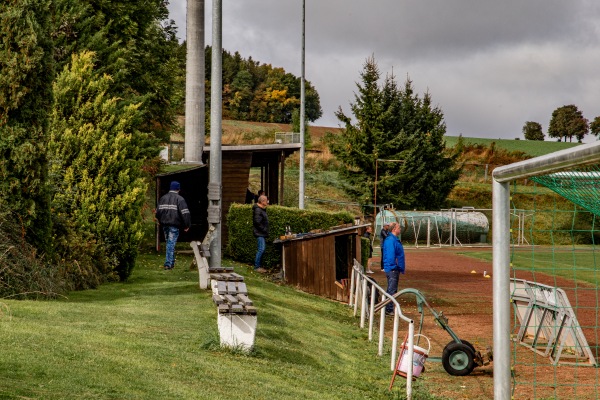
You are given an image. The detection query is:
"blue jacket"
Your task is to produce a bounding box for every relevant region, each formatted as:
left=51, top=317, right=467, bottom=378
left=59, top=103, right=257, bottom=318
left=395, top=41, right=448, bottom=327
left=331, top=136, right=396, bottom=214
left=382, top=234, right=405, bottom=273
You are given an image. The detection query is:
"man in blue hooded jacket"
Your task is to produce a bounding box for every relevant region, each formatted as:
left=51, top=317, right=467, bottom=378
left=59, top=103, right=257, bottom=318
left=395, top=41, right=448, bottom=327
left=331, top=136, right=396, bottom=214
left=382, top=222, right=405, bottom=314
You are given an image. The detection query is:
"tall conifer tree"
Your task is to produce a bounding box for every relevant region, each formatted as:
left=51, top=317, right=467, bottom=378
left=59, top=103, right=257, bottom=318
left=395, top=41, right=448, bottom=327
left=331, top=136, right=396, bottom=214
left=0, top=0, right=54, bottom=253
left=329, top=56, right=460, bottom=210
left=49, top=52, right=147, bottom=281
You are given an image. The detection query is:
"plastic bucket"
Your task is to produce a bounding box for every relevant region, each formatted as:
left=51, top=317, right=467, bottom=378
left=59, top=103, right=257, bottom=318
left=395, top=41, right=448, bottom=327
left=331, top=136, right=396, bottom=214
left=398, top=334, right=430, bottom=379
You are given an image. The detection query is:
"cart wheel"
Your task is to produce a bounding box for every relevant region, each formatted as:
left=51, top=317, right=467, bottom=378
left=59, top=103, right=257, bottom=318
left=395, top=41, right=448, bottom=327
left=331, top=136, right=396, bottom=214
left=459, top=339, right=477, bottom=354
left=442, top=341, right=476, bottom=376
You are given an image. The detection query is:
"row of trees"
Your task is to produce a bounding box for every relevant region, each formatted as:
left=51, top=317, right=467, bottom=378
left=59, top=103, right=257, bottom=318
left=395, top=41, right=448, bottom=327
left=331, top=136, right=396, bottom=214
left=213, top=48, right=322, bottom=124
left=1, top=1, right=324, bottom=296
left=327, top=57, right=461, bottom=210
left=523, top=105, right=600, bottom=142
left=1, top=0, right=184, bottom=295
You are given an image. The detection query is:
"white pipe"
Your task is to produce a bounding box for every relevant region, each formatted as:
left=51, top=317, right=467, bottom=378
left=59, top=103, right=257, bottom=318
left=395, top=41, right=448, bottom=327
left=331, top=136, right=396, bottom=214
left=492, top=179, right=511, bottom=399
left=369, top=286, right=376, bottom=341
left=349, top=268, right=355, bottom=306
left=360, top=278, right=367, bottom=328
left=378, top=309, right=385, bottom=356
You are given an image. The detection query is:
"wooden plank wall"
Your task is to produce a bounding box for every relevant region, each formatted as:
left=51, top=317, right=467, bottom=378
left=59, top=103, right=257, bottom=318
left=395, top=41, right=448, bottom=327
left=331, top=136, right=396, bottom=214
left=221, top=152, right=252, bottom=245
left=283, top=233, right=357, bottom=302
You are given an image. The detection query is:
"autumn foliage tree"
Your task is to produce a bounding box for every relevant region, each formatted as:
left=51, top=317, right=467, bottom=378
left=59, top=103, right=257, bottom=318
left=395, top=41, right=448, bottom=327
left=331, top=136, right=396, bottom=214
left=548, top=105, right=589, bottom=142
left=204, top=47, right=322, bottom=126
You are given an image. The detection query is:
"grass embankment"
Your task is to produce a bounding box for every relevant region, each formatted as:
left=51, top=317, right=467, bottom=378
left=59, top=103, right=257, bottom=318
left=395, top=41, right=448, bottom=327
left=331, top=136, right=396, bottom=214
left=0, top=253, right=442, bottom=400
left=444, top=136, right=581, bottom=157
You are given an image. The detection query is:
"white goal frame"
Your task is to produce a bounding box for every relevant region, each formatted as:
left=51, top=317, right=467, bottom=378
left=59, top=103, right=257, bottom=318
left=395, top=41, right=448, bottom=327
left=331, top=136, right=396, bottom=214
left=492, top=141, right=600, bottom=399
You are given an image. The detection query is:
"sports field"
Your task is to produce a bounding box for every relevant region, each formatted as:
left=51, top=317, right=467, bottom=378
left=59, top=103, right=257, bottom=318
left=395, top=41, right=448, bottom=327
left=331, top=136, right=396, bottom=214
left=368, top=246, right=600, bottom=399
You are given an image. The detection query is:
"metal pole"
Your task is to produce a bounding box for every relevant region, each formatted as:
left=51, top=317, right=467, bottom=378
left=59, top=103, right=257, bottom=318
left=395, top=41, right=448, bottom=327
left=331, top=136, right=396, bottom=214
left=184, top=0, right=205, bottom=162
left=373, top=159, right=378, bottom=222
left=298, top=0, right=306, bottom=209
left=208, top=0, right=222, bottom=268
left=492, top=178, right=511, bottom=399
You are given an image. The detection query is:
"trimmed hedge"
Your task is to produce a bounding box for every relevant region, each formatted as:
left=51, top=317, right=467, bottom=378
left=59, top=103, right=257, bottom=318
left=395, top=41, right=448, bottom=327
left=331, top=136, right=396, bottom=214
left=360, top=237, right=370, bottom=268
left=227, top=204, right=354, bottom=269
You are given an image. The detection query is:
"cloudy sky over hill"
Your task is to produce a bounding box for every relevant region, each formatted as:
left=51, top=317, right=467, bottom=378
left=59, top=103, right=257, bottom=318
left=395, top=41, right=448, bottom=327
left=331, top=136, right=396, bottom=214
left=167, top=0, right=600, bottom=141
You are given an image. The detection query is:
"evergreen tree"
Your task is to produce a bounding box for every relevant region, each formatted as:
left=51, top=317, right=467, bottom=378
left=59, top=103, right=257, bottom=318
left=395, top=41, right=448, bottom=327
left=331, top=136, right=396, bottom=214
left=0, top=0, right=54, bottom=253
left=328, top=56, right=460, bottom=210
left=51, top=0, right=180, bottom=144
left=49, top=52, right=148, bottom=281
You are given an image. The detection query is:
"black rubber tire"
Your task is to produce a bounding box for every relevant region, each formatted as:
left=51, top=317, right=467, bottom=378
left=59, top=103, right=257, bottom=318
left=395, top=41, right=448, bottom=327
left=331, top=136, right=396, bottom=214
left=442, top=341, right=476, bottom=376
left=459, top=339, right=477, bottom=354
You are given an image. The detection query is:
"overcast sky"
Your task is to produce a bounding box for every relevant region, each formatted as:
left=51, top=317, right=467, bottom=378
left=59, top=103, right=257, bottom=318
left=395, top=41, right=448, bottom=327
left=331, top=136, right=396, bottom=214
left=166, top=0, right=600, bottom=141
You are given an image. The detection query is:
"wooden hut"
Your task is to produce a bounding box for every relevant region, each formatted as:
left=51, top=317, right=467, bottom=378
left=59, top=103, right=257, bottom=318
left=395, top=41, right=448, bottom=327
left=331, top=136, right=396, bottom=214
left=155, top=143, right=300, bottom=249
left=276, top=224, right=369, bottom=302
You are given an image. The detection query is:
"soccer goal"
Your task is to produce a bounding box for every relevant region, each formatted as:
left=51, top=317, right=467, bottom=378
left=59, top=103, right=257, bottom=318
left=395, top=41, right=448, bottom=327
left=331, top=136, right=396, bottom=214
left=492, top=141, right=600, bottom=399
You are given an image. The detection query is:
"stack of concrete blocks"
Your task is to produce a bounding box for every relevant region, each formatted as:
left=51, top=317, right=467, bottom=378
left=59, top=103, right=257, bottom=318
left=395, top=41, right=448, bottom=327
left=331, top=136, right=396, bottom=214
left=191, top=241, right=257, bottom=351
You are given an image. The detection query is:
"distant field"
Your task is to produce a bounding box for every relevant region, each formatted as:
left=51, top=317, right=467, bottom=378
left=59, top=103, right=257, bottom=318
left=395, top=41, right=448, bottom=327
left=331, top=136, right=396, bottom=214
left=174, top=118, right=587, bottom=158
left=443, top=135, right=581, bottom=157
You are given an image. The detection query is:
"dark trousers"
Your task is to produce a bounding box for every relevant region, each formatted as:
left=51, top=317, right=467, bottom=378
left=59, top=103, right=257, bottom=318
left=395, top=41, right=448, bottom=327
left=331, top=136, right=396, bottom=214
left=385, top=269, right=400, bottom=313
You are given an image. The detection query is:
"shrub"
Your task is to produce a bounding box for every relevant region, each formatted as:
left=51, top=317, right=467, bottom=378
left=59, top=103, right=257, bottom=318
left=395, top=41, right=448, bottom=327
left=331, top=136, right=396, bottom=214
left=227, top=204, right=354, bottom=268
left=360, top=237, right=370, bottom=268
left=0, top=212, right=64, bottom=299
left=49, top=52, right=152, bottom=281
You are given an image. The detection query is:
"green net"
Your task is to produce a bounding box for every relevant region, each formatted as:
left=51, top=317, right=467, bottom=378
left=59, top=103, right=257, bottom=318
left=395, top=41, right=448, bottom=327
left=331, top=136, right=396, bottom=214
left=510, top=164, right=600, bottom=399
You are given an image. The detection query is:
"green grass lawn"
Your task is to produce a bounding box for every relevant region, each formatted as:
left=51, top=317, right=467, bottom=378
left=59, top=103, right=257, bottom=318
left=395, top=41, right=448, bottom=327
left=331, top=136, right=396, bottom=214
left=0, top=252, right=443, bottom=400
left=444, top=135, right=582, bottom=157
left=460, top=246, right=600, bottom=286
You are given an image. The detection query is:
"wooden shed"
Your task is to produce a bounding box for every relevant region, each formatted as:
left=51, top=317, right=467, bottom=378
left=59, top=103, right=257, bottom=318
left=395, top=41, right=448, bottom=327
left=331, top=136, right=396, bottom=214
left=155, top=143, right=300, bottom=249
left=277, top=224, right=369, bottom=302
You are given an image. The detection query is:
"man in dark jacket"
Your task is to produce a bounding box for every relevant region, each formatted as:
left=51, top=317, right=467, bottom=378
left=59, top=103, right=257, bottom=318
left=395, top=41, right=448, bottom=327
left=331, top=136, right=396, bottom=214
left=155, top=181, right=191, bottom=270
left=252, top=195, right=269, bottom=273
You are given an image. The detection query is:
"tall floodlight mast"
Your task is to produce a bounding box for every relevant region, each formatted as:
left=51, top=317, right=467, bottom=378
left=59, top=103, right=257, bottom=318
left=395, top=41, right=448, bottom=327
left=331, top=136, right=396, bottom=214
left=208, top=0, right=223, bottom=268
left=299, top=0, right=306, bottom=209
left=185, top=0, right=205, bottom=162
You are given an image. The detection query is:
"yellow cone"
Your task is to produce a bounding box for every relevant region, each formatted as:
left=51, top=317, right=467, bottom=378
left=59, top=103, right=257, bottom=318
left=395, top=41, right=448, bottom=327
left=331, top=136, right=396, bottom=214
left=485, top=275, right=491, bottom=278
left=471, top=270, right=477, bottom=274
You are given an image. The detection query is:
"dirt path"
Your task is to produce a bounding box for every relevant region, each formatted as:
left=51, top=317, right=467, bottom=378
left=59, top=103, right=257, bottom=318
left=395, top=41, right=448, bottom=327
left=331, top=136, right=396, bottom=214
left=367, top=247, right=599, bottom=399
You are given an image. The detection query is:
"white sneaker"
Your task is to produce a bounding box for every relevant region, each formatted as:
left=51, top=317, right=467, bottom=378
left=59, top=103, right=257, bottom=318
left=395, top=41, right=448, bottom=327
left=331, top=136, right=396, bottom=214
left=366, top=269, right=374, bottom=274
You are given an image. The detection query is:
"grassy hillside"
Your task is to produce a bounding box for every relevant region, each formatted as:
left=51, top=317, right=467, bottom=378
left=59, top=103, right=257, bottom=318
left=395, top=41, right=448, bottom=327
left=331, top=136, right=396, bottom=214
left=214, top=119, right=584, bottom=157
left=0, top=254, right=441, bottom=400
left=443, top=135, right=581, bottom=157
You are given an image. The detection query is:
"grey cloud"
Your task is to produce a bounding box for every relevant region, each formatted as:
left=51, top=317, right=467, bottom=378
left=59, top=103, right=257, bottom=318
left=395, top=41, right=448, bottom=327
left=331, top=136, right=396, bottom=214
left=167, top=0, right=600, bottom=140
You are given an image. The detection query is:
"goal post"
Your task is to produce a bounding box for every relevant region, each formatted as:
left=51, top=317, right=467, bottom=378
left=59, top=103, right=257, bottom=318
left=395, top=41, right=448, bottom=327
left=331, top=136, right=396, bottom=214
left=492, top=141, right=600, bottom=400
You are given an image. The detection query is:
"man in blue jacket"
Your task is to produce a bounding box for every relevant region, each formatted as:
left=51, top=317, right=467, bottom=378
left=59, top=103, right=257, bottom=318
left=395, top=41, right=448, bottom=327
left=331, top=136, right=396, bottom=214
left=382, top=222, right=405, bottom=315
left=252, top=195, right=269, bottom=273
left=156, top=181, right=191, bottom=270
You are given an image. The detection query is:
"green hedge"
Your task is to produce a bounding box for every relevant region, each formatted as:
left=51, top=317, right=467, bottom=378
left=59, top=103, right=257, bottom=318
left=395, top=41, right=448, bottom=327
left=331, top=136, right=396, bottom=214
left=360, top=237, right=370, bottom=268
left=227, top=204, right=354, bottom=268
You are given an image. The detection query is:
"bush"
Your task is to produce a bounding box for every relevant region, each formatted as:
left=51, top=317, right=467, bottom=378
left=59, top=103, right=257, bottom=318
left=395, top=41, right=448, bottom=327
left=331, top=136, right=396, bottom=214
left=360, top=237, right=370, bottom=268
left=227, top=204, right=354, bottom=268
left=0, top=212, right=65, bottom=299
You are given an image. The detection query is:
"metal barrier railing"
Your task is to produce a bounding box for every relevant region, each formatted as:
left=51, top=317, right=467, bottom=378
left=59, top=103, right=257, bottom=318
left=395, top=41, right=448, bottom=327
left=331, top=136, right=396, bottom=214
left=349, top=259, right=415, bottom=399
